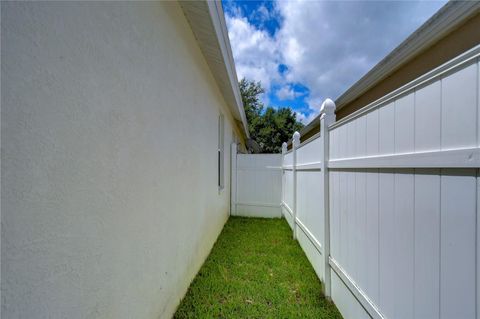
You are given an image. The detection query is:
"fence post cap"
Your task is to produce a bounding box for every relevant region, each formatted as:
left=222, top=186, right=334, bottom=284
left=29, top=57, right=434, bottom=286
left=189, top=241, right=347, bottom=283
left=293, top=131, right=301, bottom=147
left=320, top=98, right=336, bottom=115
left=282, top=142, right=288, bottom=154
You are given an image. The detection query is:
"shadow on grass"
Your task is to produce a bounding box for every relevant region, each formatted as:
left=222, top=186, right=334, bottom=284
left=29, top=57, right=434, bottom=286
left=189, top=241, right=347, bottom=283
left=174, top=217, right=342, bottom=318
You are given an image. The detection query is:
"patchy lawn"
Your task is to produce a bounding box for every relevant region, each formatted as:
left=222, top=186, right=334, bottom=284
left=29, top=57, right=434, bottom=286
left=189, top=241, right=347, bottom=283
left=174, top=217, right=342, bottom=318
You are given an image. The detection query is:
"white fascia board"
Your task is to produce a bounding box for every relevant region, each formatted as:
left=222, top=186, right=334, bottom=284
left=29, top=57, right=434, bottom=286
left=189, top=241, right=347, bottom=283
left=206, top=1, right=250, bottom=138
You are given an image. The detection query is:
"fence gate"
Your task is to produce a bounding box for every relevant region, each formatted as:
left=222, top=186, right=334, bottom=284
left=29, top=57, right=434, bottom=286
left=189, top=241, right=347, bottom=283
left=230, top=144, right=282, bottom=218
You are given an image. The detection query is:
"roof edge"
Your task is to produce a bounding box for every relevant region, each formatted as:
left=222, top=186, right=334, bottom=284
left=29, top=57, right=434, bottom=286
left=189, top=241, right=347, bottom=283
left=206, top=1, right=250, bottom=138
left=179, top=1, right=249, bottom=139
left=296, top=1, right=480, bottom=141
left=335, top=1, right=480, bottom=110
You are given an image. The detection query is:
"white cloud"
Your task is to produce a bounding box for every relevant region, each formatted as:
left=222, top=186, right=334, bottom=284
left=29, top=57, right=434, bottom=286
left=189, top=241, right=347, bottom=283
left=250, top=4, right=270, bottom=23
left=275, top=0, right=446, bottom=112
left=295, top=111, right=318, bottom=125
left=276, top=85, right=304, bottom=100
left=225, top=1, right=446, bottom=123
left=226, top=12, right=281, bottom=91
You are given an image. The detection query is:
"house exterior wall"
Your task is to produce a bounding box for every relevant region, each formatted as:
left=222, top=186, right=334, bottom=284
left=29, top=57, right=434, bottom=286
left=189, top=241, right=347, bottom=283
left=1, top=2, right=241, bottom=318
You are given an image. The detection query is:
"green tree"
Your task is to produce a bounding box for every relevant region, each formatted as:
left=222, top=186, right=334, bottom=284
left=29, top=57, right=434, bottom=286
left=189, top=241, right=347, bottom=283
left=239, top=78, right=304, bottom=153
left=239, top=78, right=264, bottom=124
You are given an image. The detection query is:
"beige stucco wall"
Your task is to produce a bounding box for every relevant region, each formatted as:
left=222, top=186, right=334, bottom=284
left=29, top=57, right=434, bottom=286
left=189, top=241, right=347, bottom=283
left=1, top=2, right=239, bottom=318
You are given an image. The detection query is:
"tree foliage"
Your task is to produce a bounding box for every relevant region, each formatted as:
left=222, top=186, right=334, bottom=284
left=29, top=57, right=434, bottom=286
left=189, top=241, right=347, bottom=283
left=239, top=78, right=304, bottom=153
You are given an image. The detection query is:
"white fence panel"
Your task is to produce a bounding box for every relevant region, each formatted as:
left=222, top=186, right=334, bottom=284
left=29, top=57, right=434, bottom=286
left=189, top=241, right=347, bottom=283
left=280, top=102, right=336, bottom=293
left=282, top=147, right=295, bottom=227
left=296, top=137, right=323, bottom=237
left=283, top=170, right=294, bottom=225
left=413, top=169, right=440, bottom=319
left=278, top=45, right=480, bottom=319
left=282, top=147, right=295, bottom=222
left=296, top=135, right=322, bottom=167
left=295, top=135, right=325, bottom=280
left=231, top=150, right=282, bottom=218
left=326, top=46, right=480, bottom=319
left=229, top=45, right=480, bottom=319
left=283, top=150, right=293, bottom=166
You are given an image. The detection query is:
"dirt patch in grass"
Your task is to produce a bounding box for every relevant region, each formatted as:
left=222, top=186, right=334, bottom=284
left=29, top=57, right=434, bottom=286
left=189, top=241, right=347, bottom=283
left=174, top=217, right=342, bottom=318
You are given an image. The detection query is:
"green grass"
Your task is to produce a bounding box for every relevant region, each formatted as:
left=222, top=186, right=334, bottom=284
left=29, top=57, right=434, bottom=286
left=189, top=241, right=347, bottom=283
left=174, top=217, right=342, bottom=318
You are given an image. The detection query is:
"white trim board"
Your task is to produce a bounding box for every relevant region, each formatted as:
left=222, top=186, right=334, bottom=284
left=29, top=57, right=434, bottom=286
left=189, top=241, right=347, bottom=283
left=329, top=148, right=480, bottom=169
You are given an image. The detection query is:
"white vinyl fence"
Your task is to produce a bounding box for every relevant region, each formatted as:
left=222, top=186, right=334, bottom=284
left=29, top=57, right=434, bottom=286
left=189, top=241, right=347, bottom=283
left=230, top=145, right=282, bottom=217
left=235, top=45, right=480, bottom=319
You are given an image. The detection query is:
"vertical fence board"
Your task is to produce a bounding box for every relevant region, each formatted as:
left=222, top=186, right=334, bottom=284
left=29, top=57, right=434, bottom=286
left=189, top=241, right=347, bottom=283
left=394, top=93, right=415, bottom=154
left=297, top=171, right=306, bottom=223
left=284, top=169, right=294, bottom=228
left=355, top=171, right=367, bottom=291
left=394, top=170, right=415, bottom=319
left=330, top=128, right=339, bottom=160
left=365, top=169, right=380, bottom=306
left=355, top=115, right=367, bottom=157
left=379, top=170, right=395, bottom=319
left=366, top=110, right=379, bottom=156
left=310, top=171, right=323, bottom=241
left=347, top=172, right=356, bottom=278
left=296, top=170, right=323, bottom=241
left=440, top=169, right=476, bottom=319
left=414, top=169, right=440, bottom=319
left=379, top=102, right=395, bottom=155
left=330, top=171, right=339, bottom=260
left=347, top=121, right=356, bottom=159
left=441, top=62, right=477, bottom=149
left=339, top=125, right=348, bottom=159
left=415, top=81, right=441, bottom=152
left=230, top=143, right=237, bottom=215
left=340, top=171, right=348, bottom=269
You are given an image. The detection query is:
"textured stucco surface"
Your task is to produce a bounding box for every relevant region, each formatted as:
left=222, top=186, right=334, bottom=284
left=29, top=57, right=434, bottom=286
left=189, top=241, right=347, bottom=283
left=1, top=2, right=237, bottom=318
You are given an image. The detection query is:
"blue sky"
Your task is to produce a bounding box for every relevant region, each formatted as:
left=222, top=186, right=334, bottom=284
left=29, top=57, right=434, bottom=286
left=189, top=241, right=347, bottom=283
left=222, top=0, right=447, bottom=124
